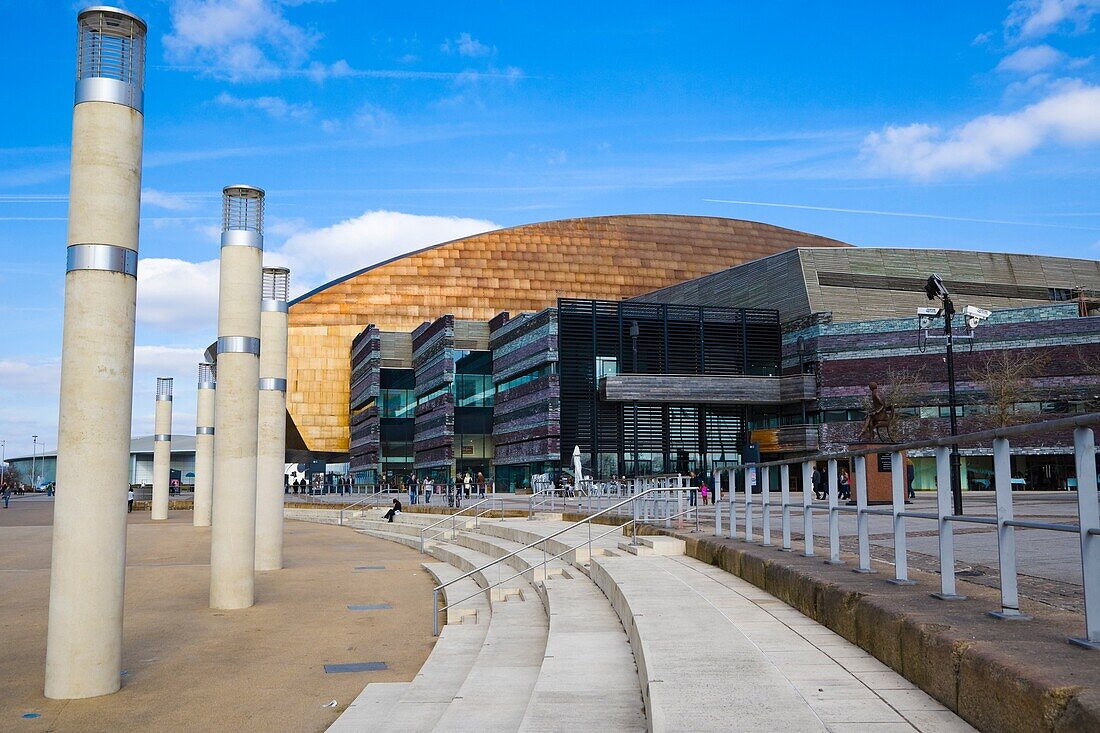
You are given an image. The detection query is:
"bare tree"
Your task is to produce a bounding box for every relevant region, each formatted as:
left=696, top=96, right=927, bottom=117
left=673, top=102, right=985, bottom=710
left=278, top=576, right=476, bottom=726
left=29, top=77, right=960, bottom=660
left=968, top=348, right=1049, bottom=428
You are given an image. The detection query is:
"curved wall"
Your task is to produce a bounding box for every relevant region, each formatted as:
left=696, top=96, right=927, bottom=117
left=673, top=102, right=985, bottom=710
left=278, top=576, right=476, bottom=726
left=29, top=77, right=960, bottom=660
left=288, top=214, right=851, bottom=453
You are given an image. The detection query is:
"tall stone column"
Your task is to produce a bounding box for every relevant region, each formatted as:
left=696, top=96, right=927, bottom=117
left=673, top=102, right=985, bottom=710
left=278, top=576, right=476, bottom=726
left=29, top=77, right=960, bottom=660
left=209, top=185, right=263, bottom=610
left=46, top=6, right=147, bottom=700
left=193, top=362, right=216, bottom=527
left=256, top=267, right=290, bottom=570
left=151, top=377, right=173, bottom=520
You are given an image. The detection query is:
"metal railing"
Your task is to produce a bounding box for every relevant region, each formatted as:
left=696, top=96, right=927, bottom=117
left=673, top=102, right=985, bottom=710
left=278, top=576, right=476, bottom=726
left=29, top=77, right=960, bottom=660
left=338, top=496, right=373, bottom=526
left=419, top=497, right=505, bottom=553
left=429, top=486, right=700, bottom=635
left=714, top=413, right=1100, bottom=650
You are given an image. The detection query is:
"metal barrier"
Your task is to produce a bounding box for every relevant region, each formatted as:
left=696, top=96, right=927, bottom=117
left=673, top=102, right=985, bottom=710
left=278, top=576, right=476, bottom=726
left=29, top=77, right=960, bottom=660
left=718, top=413, right=1100, bottom=650
left=419, top=497, right=504, bottom=553
left=430, top=486, right=700, bottom=635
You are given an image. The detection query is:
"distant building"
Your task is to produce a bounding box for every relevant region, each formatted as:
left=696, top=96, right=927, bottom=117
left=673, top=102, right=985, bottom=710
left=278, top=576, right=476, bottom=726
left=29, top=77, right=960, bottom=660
left=6, top=435, right=197, bottom=488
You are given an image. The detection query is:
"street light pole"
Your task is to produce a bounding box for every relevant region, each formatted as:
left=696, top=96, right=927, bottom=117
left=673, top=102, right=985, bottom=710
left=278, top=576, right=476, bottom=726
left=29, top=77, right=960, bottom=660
left=941, top=297, right=964, bottom=516
left=31, top=435, right=38, bottom=491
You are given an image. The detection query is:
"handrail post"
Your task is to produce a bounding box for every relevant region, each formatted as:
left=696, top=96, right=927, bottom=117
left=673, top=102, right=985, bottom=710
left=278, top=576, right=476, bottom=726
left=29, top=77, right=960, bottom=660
left=714, top=469, right=723, bottom=537
left=801, top=461, right=814, bottom=557
left=1070, top=427, right=1100, bottom=649
left=744, top=465, right=754, bottom=542
left=932, top=445, right=964, bottom=599
left=433, top=588, right=439, bottom=637
left=728, top=468, right=737, bottom=539
left=853, top=455, right=872, bottom=573
left=989, top=437, right=1030, bottom=620
left=826, top=459, right=842, bottom=564
left=761, top=465, right=772, bottom=546
left=632, top=493, right=639, bottom=546
left=676, top=490, right=682, bottom=530
left=779, top=463, right=791, bottom=551
left=887, top=450, right=915, bottom=584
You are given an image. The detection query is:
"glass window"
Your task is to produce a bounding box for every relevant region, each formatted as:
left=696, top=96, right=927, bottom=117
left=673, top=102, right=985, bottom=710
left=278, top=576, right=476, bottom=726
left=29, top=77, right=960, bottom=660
left=455, top=373, right=494, bottom=407
left=596, top=356, right=618, bottom=379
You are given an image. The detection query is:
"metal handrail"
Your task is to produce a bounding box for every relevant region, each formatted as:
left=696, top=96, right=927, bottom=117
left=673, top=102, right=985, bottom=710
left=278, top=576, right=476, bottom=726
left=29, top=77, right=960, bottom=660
left=430, top=486, right=694, bottom=635
left=716, top=414, right=1100, bottom=648
left=419, top=497, right=501, bottom=553
left=437, top=521, right=630, bottom=632
left=338, top=496, right=373, bottom=526
left=528, top=487, right=557, bottom=518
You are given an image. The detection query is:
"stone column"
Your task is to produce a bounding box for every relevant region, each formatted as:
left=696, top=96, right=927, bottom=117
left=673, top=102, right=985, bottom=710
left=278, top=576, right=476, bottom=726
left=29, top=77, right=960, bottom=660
left=46, top=6, right=147, bottom=700
left=151, top=377, right=173, bottom=520
left=193, top=363, right=215, bottom=527
left=209, top=185, right=263, bottom=610
left=255, top=267, right=290, bottom=571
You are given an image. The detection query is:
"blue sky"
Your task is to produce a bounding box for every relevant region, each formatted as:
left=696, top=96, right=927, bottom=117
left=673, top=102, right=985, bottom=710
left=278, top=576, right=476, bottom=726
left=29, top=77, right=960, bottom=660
left=2, top=0, right=1100, bottom=460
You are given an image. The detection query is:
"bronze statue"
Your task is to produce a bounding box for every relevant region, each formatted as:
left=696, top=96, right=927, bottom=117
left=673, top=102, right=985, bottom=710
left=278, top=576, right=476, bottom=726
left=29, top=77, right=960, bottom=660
left=858, top=382, right=894, bottom=442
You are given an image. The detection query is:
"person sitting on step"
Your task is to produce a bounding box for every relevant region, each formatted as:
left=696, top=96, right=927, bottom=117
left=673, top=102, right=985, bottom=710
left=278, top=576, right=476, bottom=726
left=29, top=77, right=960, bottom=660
left=383, top=496, right=402, bottom=523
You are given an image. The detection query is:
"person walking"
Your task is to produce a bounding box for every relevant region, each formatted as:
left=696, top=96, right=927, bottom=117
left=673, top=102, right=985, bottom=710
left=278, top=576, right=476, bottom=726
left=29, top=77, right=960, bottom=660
left=383, top=496, right=402, bottom=523
left=907, top=461, right=916, bottom=502
left=838, top=467, right=851, bottom=501
left=2, top=484, right=10, bottom=509
left=408, top=473, right=418, bottom=506
left=700, top=481, right=710, bottom=506
left=424, top=476, right=433, bottom=504
left=127, top=487, right=134, bottom=513
left=688, top=471, right=698, bottom=507
left=811, top=464, right=825, bottom=500
left=477, top=471, right=486, bottom=499
left=463, top=471, right=473, bottom=500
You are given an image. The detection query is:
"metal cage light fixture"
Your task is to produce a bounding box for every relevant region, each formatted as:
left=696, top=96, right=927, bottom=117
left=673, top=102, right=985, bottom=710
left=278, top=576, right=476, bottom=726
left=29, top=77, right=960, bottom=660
left=155, top=376, right=173, bottom=400
left=262, top=266, right=290, bottom=302
left=222, top=185, right=265, bottom=233
left=198, top=362, right=215, bottom=387
left=75, top=6, right=146, bottom=111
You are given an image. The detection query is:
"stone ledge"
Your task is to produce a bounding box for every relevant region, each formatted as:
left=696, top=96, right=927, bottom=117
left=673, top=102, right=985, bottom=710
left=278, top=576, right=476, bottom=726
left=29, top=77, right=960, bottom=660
left=634, top=524, right=1100, bottom=733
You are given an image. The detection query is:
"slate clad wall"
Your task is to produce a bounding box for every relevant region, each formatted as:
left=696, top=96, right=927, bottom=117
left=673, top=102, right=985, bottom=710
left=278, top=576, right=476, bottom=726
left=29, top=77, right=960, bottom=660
left=491, top=309, right=561, bottom=466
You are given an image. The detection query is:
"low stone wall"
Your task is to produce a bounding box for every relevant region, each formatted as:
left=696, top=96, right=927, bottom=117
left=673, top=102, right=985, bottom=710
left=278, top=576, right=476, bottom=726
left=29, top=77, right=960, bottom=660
left=633, top=524, right=1100, bottom=733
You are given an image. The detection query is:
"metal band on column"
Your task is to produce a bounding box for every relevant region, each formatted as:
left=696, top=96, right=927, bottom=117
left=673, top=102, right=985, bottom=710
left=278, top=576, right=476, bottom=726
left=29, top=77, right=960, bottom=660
left=258, top=378, right=287, bottom=392
left=261, top=299, right=288, bottom=313
left=196, top=426, right=214, bottom=436
left=66, top=244, right=138, bottom=277
left=154, top=434, right=171, bottom=442
left=217, top=336, right=260, bottom=355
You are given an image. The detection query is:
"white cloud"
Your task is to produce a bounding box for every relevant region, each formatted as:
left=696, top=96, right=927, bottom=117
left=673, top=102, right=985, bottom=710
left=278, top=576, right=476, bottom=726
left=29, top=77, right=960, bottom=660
left=996, top=44, right=1067, bottom=73
left=137, top=257, right=220, bottom=334
left=142, top=188, right=196, bottom=211
left=1005, top=0, right=1100, bottom=39
left=442, top=33, right=495, bottom=58
left=862, top=81, right=1100, bottom=179
left=164, top=0, right=320, bottom=82
left=214, top=92, right=315, bottom=120
left=273, top=210, right=499, bottom=296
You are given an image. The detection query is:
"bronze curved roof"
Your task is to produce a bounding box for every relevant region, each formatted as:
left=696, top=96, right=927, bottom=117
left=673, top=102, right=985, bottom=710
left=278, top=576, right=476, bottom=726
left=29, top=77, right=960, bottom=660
left=287, top=214, right=851, bottom=453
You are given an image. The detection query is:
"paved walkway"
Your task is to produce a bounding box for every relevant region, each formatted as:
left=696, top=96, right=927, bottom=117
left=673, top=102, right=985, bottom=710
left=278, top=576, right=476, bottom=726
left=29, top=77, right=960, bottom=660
left=0, top=500, right=434, bottom=733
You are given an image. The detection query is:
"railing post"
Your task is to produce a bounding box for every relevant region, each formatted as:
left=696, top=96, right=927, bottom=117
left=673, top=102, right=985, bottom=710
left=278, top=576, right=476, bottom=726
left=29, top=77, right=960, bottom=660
left=826, top=458, right=842, bottom=565
left=631, top=493, right=639, bottom=546
left=728, top=468, right=737, bottom=539
left=888, top=450, right=915, bottom=585
left=714, top=468, right=723, bottom=537
left=433, top=588, right=439, bottom=637
left=853, top=455, right=872, bottom=573
left=676, top=489, right=683, bottom=530
left=990, top=437, right=1030, bottom=620
left=780, top=463, right=791, bottom=551
left=761, top=465, right=772, bottom=546
left=932, top=446, right=965, bottom=600
left=801, top=461, right=814, bottom=557
left=1070, top=426, right=1100, bottom=649
left=744, top=465, right=754, bottom=542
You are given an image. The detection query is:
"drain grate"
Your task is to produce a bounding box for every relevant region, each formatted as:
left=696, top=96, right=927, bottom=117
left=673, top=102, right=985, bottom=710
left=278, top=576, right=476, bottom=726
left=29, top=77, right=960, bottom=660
left=347, top=603, right=391, bottom=611
left=324, top=662, right=388, bottom=673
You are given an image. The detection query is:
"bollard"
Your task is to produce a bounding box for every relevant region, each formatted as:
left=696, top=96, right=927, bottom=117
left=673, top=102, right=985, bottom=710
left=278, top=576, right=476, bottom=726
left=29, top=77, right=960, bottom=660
left=761, top=466, right=772, bottom=546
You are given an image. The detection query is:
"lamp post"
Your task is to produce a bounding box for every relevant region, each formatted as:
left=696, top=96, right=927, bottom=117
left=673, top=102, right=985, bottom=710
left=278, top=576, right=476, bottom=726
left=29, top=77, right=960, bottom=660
left=631, top=320, right=639, bottom=477
left=32, top=435, right=38, bottom=490
left=922, top=275, right=963, bottom=515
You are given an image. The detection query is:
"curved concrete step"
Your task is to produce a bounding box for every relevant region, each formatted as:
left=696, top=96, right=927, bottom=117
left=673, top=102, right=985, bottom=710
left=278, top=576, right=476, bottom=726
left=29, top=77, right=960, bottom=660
left=438, top=529, right=646, bottom=732
left=326, top=682, right=408, bottom=733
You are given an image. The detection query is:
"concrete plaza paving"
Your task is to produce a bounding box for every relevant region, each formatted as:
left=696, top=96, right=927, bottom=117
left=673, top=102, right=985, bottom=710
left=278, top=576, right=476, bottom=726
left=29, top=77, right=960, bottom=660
left=0, top=495, right=434, bottom=732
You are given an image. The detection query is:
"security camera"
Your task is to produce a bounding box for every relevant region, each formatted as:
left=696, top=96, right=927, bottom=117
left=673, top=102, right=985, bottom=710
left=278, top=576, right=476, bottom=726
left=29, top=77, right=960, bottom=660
left=917, top=306, right=939, bottom=330
left=924, top=274, right=949, bottom=300
left=965, top=305, right=991, bottom=321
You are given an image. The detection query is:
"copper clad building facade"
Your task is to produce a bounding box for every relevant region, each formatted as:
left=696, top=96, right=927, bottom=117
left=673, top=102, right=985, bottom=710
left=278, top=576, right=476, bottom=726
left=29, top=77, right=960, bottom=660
left=288, top=214, right=850, bottom=456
